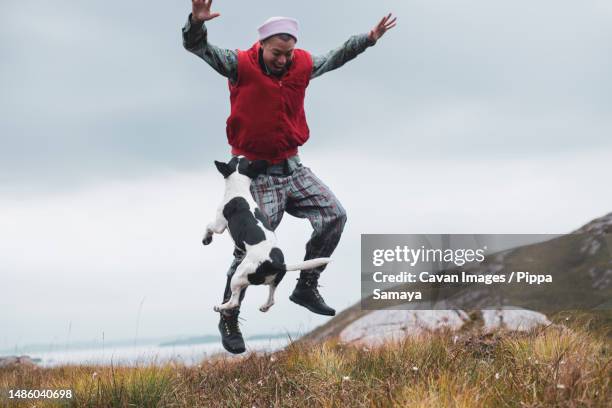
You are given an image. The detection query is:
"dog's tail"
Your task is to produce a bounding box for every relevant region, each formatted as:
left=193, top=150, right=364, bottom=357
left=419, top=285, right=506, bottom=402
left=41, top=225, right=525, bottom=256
left=284, top=257, right=331, bottom=272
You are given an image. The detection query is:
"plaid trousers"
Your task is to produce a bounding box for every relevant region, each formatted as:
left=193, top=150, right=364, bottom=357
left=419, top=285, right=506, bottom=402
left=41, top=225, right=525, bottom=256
left=222, top=158, right=347, bottom=307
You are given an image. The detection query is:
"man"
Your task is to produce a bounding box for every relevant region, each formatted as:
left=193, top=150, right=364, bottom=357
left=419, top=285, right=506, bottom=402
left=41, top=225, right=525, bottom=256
left=183, top=0, right=396, bottom=354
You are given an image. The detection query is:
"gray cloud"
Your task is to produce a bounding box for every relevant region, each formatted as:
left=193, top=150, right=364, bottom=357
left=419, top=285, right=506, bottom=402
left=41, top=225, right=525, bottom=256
left=2, top=0, right=611, bottom=192
left=1, top=150, right=611, bottom=348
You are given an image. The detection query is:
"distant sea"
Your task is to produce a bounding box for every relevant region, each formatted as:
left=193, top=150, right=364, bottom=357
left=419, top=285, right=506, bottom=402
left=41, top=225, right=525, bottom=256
left=9, top=338, right=291, bottom=367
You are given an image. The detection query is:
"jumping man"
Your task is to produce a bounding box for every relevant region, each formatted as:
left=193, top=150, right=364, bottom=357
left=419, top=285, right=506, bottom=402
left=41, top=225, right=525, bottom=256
left=182, top=0, right=396, bottom=354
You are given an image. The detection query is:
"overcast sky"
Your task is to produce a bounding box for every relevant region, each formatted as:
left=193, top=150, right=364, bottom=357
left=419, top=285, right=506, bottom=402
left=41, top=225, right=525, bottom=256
left=1, top=0, right=611, bottom=350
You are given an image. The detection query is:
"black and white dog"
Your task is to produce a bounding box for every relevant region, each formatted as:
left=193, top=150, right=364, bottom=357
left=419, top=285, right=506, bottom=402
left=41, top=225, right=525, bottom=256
left=203, top=156, right=331, bottom=313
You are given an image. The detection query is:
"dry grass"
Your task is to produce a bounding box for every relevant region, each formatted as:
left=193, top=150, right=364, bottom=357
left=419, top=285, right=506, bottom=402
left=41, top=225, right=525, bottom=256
left=1, top=323, right=610, bottom=407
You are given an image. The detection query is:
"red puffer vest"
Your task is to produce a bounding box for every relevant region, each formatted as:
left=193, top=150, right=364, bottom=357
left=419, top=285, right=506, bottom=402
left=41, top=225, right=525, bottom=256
left=226, top=42, right=313, bottom=164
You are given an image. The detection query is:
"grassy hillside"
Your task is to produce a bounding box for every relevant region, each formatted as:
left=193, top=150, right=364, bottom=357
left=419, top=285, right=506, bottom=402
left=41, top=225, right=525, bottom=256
left=1, top=321, right=610, bottom=407
left=304, top=213, right=612, bottom=344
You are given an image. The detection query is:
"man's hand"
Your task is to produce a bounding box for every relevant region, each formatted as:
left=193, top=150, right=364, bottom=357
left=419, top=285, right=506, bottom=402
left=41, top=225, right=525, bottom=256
left=368, top=13, right=397, bottom=44
left=191, top=0, right=220, bottom=24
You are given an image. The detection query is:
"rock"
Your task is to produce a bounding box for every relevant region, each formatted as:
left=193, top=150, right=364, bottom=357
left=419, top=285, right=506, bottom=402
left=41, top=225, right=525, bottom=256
left=337, top=307, right=552, bottom=346
left=573, top=212, right=612, bottom=235
left=481, top=307, right=551, bottom=332
left=0, top=355, right=37, bottom=368
left=339, top=309, right=469, bottom=346
left=588, top=266, right=612, bottom=290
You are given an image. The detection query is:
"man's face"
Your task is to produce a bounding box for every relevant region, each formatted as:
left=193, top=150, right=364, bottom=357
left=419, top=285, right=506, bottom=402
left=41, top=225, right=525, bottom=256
left=260, top=36, right=296, bottom=75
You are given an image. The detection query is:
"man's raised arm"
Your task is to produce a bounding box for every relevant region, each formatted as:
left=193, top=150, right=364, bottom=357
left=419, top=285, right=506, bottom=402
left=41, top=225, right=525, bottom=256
left=182, top=0, right=238, bottom=82
left=311, top=13, right=397, bottom=79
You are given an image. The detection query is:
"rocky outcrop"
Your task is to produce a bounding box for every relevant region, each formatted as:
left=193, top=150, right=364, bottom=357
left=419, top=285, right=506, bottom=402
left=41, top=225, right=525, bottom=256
left=481, top=308, right=551, bottom=332
left=302, top=213, right=610, bottom=347
left=339, top=310, right=468, bottom=346
left=574, top=212, right=612, bottom=290
left=337, top=308, right=551, bottom=346
left=573, top=212, right=612, bottom=235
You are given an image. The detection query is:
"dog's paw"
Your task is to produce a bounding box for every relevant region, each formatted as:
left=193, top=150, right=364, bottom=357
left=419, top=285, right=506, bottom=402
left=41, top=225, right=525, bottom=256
left=259, top=303, right=273, bottom=312
left=202, top=234, right=213, bottom=246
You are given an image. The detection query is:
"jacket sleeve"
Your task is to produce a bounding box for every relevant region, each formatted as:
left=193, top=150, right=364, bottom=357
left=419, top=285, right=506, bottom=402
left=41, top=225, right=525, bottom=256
left=310, top=33, right=375, bottom=79
left=182, top=14, right=238, bottom=82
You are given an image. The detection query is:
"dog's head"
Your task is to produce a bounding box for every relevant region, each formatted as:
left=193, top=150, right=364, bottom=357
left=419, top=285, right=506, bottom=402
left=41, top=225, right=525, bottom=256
left=214, top=156, right=268, bottom=180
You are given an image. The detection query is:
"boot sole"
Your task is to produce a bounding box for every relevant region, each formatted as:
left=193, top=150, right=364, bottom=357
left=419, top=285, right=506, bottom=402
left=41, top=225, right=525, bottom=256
left=221, top=340, right=246, bottom=354
left=289, top=295, right=336, bottom=316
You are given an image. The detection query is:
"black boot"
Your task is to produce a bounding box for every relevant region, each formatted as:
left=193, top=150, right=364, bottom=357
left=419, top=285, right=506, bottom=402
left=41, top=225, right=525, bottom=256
left=289, top=276, right=336, bottom=316
left=218, top=310, right=246, bottom=354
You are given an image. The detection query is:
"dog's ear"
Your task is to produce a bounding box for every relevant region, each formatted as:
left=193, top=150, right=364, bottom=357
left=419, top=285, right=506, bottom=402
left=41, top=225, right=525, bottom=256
left=214, top=160, right=234, bottom=178
left=246, top=160, right=268, bottom=178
